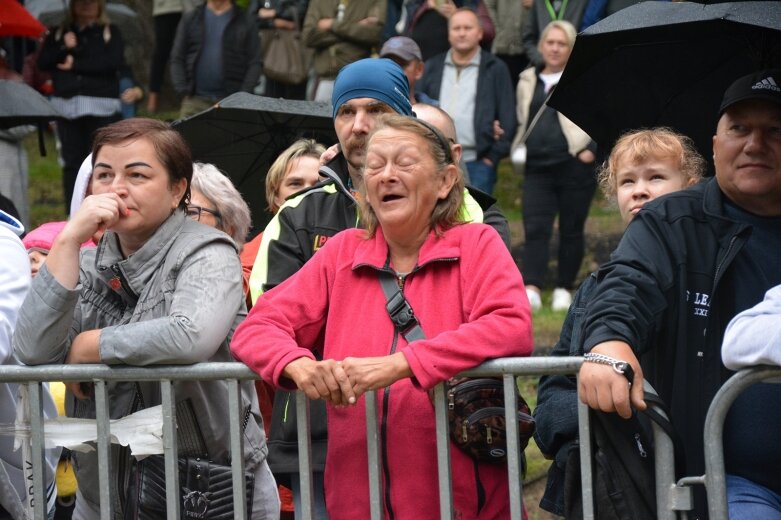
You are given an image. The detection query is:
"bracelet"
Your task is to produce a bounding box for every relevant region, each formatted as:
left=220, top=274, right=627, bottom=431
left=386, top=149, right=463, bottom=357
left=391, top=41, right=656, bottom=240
left=583, top=353, right=635, bottom=385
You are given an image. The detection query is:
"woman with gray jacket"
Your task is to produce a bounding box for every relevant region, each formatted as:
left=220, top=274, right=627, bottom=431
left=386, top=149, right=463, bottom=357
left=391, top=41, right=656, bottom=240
left=13, top=118, right=279, bottom=520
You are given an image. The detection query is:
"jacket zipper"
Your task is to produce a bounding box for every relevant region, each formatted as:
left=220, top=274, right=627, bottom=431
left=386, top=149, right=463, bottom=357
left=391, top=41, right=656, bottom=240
left=368, top=259, right=456, bottom=518
left=110, top=264, right=136, bottom=298
left=380, top=331, right=399, bottom=520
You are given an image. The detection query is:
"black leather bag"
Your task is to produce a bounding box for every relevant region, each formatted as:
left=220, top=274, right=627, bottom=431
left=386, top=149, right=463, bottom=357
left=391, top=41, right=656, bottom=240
left=124, top=455, right=255, bottom=520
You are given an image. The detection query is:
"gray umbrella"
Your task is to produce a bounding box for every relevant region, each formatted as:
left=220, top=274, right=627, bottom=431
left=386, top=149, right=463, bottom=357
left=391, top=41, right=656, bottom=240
left=0, top=80, right=61, bottom=128
left=548, top=1, right=781, bottom=168
left=0, top=80, right=62, bottom=154
left=173, top=92, right=337, bottom=232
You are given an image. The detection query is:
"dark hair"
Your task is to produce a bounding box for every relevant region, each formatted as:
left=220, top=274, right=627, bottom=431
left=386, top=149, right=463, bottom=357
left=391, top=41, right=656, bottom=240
left=91, top=118, right=193, bottom=208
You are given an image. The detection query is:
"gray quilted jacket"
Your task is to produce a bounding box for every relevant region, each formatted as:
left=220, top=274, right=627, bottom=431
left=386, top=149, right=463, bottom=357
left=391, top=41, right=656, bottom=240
left=13, top=211, right=267, bottom=518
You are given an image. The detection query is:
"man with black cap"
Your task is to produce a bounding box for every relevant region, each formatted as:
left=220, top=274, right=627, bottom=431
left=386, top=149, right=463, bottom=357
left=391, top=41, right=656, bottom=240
left=577, top=69, right=781, bottom=517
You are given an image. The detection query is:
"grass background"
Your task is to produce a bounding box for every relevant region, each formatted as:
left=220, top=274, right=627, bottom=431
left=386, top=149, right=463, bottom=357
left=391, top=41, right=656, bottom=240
left=24, top=118, right=625, bottom=519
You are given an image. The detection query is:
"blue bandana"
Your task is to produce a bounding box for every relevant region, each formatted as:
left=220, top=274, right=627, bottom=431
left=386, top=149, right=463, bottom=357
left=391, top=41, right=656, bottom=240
left=331, top=58, right=412, bottom=118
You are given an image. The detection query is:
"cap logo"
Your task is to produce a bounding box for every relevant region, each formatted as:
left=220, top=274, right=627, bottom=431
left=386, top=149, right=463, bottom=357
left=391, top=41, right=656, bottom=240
left=751, top=76, right=780, bottom=92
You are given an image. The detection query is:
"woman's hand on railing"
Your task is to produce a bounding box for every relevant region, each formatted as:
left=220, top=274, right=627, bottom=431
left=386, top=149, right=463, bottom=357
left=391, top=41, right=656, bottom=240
left=282, top=357, right=356, bottom=406
left=340, top=353, right=412, bottom=399
left=63, top=330, right=102, bottom=399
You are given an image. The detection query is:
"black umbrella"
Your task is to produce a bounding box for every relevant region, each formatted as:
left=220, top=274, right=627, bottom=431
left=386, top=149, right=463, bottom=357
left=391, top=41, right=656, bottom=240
left=173, top=92, right=337, bottom=232
left=548, top=0, right=781, bottom=169
left=0, top=80, right=62, bottom=155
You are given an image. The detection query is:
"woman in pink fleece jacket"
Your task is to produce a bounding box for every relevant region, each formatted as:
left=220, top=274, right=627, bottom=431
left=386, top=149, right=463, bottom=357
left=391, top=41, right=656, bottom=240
left=232, top=115, right=534, bottom=519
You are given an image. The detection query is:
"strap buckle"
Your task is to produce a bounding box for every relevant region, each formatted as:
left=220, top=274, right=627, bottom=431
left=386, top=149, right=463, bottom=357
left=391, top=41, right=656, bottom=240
left=385, top=289, right=419, bottom=334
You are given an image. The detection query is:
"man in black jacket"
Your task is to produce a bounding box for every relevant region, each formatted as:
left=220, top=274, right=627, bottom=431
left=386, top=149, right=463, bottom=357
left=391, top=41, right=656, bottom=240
left=416, top=8, right=516, bottom=195
left=170, top=0, right=261, bottom=118
left=578, top=69, right=781, bottom=517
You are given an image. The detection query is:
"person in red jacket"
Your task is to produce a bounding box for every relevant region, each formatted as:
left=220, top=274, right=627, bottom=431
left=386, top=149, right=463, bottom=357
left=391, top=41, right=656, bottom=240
left=232, top=114, right=533, bottom=519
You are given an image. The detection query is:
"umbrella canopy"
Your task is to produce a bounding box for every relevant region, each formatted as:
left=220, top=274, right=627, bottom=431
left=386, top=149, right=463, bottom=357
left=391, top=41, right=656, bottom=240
left=548, top=0, right=781, bottom=168
left=173, top=92, right=337, bottom=232
left=0, top=80, right=61, bottom=129
left=26, top=0, right=142, bottom=40
left=0, top=80, right=62, bottom=155
left=0, top=0, right=47, bottom=37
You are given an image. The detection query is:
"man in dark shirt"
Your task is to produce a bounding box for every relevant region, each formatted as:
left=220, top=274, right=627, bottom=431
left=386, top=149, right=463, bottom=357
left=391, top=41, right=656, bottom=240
left=578, top=69, right=781, bottom=518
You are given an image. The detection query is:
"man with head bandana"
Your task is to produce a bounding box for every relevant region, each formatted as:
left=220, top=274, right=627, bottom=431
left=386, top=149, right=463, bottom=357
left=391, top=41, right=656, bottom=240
left=246, top=59, right=511, bottom=517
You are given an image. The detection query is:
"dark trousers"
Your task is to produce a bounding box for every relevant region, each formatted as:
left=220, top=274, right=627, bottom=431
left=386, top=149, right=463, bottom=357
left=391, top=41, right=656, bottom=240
left=57, top=114, right=121, bottom=212
left=149, top=12, right=182, bottom=93
left=521, top=156, right=597, bottom=289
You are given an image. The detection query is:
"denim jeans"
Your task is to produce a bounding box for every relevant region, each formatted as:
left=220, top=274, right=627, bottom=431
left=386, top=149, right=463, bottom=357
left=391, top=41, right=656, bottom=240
left=727, top=474, right=781, bottom=519
left=465, top=159, right=497, bottom=196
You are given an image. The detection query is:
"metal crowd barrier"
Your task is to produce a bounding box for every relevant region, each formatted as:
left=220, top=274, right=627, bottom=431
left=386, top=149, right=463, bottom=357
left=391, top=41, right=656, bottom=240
left=700, top=366, right=781, bottom=520
left=4, top=357, right=751, bottom=520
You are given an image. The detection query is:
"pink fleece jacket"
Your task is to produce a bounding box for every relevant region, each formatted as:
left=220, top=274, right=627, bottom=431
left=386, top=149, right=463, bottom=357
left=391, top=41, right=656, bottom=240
left=232, top=223, right=533, bottom=519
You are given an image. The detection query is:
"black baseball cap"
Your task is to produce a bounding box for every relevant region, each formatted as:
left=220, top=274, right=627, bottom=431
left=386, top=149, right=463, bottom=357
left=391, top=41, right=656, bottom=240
left=719, top=69, right=781, bottom=115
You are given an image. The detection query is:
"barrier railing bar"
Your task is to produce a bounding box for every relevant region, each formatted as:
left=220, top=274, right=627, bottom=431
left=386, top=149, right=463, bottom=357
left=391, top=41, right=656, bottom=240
left=0, top=363, right=259, bottom=383
left=296, top=390, right=314, bottom=520
left=433, top=382, right=453, bottom=520
left=650, top=397, right=678, bottom=519
left=161, top=380, right=180, bottom=519
left=503, top=374, right=523, bottom=520
left=364, top=390, right=383, bottom=520
left=576, top=392, right=594, bottom=520
left=228, top=379, right=248, bottom=520
left=28, top=382, right=46, bottom=520
left=703, top=366, right=781, bottom=520
left=94, top=379, right=113, bottom=518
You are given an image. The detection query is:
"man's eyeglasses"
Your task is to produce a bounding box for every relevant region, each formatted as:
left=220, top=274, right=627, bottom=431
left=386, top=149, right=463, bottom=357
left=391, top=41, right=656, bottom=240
left=186, top=205, right=221, bottom=221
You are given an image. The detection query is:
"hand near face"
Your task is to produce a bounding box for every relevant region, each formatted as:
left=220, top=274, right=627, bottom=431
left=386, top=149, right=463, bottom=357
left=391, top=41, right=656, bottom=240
left=578, top=340, right=646, bottom=419
left=63, top=31, right=77, bottom=49
left=64, top=193, right=129, bottom=245
left=57, top=54, right=74, bottom=71
left=283, top=357, right=356, bottom=406
left=319, top=143, right=340, bottom=165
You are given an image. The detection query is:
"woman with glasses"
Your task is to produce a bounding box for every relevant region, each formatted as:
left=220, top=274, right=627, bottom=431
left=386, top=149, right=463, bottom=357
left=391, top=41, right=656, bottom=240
left=189, top=162, right=251, bottom=248
left=14, top=118, right=279, bottom=520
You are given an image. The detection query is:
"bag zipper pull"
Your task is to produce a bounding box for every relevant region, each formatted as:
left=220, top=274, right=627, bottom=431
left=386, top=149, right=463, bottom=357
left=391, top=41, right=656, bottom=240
left=486, top=426, right=493, bottom=445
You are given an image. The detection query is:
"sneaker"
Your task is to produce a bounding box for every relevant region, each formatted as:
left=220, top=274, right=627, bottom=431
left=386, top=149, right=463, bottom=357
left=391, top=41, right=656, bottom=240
left=526, top=287, right=542, bottom=312
left=552, top=287, right=573, bottom=312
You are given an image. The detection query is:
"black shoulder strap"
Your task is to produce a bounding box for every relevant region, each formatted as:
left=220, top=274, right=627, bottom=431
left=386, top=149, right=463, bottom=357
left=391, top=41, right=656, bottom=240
left=377, top=271, right=426, bottom=342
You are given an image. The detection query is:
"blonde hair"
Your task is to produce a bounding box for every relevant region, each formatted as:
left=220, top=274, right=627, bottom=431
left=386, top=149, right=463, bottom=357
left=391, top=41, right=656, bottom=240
left=539, top=20, right=577, bottom=51
left=359, top=114, right=465, bottom=238
left=59, top=0, right=112, bottom=41
left=597, top=127, right=706, bottom=200
left=265, top=139, right=326, bottom=214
